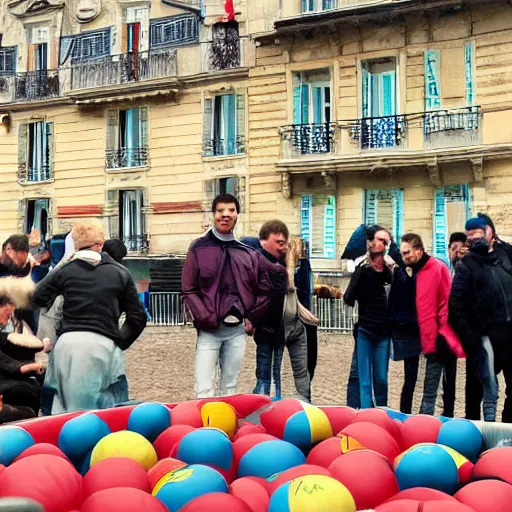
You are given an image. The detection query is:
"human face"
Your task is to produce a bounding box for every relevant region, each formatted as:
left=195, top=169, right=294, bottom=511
left=449, top=241, right=468, bottom=263
left=466, top=226, right=493, bottom=245
left=369, top=229, right=391, bottom=255
left=4, top=245, right=28, bottom=268
left=214, top=202, right=238, bottom=234
left=261, top=232, right=289, bottom=259
left=0, top=303, right=14, bottom=326
left=401, top=241, right=423, bottom=266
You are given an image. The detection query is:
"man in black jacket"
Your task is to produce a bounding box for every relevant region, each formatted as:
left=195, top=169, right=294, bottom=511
left=449, top=215, right=512, bottom=422
left=33, top=220, right=147, bottom=413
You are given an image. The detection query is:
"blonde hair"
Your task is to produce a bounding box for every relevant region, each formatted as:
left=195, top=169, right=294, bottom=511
left=71, top=220, right=105, bottom=251
left=286, top=236, right=303, bottom=289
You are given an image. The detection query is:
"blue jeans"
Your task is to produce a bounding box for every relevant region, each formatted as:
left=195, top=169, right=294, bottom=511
left=253, top=327, right=284, bottom=398
left=357, top=328, right=390, bottom=409
left=195, top=324, right=246, bottom=398
left=347, top=340, right=360, bottom=408
left=477, top=336, right=499, bottom=421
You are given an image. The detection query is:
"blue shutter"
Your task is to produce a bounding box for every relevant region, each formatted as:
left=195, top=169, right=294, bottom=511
left=362, top=67, right=370, bottom=118
left=425, top=50, right=441, bottom=110
left=293, top=83, right=309, bottom=124
left=364, top=190, right=378, bottom=225
left=392, top=189, right=404, bottom=240
left=465, top=41, right=475, bottom=106
left=293, top=85, right=301, bottom=125
left=381, top=71, right=396, bottom=117
left=61, top=28, right=112, bottom=65
left=223, top=94, right=237, bottom=155
left=300, top=196, right=312, bottom=257
left=323, top=0, right=336, bottom=8
left=434, top=188, right=448, bottom=262
left=313, top=86, right=323, bottom=124
left=324, top=196, right=336, bottom=258
left=150, top=14, right=199, bottom=49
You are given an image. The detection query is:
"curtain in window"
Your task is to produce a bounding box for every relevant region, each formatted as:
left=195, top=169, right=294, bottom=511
left=425, top=50, right=441, bottom=110
left=122, top=190, right=144, bottom=247
left=465, top=42, right=475, bottom=106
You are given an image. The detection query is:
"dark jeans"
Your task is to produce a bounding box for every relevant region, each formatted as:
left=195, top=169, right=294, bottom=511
left=465, top=353, right=483, bottom=420
left=492, top=337, right=512, bottom=423
left=401, top=356, right=419, bottom=414
left=305, top=323, right=318, bottom=383
left=420, top=352, right=457, bottom=417
left=346, top=333, right=360, bottom=409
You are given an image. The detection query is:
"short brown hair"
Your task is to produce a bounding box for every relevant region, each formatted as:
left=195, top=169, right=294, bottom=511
left=401, top=233, right=425, bottom=251
left=259, top=220, right=289, bottom=241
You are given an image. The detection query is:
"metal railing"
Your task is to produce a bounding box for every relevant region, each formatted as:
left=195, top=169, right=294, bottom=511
left=205, top=37, right=241, bottom=72
left=70, top=49, right=177, bottom=90
left=423, top=106, right=480, bottom=136
left=14, top=70, right=60, bottom=101
left=202, top=137, right=246, bottom=157
left=18, top=165, right=52, bottom=183
left=123, top=234, right=149, bottom=254
left=146, top=292, right=357, bottom=332
left=350, top=115, right=407, bottom=149
left=106, top=147, right=149, bottom=169
left=288, top=123, right=336, bottom=154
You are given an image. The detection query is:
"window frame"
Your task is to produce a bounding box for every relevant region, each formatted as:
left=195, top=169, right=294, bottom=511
left=149, top=14, right=199, bottom=49
left=0, top=46, right=16, bottom=76
left=364, top=188, right=404, bottom=241
left=300, top=194, right=337, bottom=259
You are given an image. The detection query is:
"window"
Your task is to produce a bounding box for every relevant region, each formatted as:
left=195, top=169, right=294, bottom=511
left=364, top=189, right=404, bottom=241
left=301, top=0, right=337, bottom=12
left=60, top=28, right=111, bottom=65
left=209, top=21, right=240, bottom=71
left=203, top=93, right=245, bottom=157
left=433, top=185, right=471, bottom=263
left=205, top=177, right=240, bottom=207
left=119, top=190, right=147, bottom=252
left=150, top=14, right=199, bottom=49
left=18, top=121, right=53, bottom=182
left=25, top=199, right=49, bottom=241
left=425, top=50, right=441, bottom=110
left=293, top=68, right=332, bottom=125
left=465, top=41, right=476, bottom=106
left=362, top=59, right=396, bottom=119
left=106, top=107, right=149, bottom=169
left=28, top=27, right=49, bottom=72
left=0, top=47, right=15, bottom=76
left=300, top=195, right=336, bottom=259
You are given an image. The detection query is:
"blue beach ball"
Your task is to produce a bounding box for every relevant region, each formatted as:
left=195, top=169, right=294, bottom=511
left=0, top=426, right=34, bottom=466
left=437, top=418, right=483, bottom=462
left=128, top=403, right=171, bottom=442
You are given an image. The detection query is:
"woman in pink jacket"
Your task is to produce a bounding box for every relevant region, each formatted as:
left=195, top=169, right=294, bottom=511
left=400, top=233, right=465, bottom=416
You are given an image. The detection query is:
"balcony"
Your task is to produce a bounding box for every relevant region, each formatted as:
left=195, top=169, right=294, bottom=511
left=349, top=115, right=407, bottom=150
left=203, top=137, right=246, bottom=158
left=0, top=70, right=60, bottom=103
left=70, top=49, right=177, bottom=91
left=202, top=38, right=243, bottom=73
left=106, top=147, right=149, bottom=170
left=18, top=165, right=52, bottom=184
left=281, top=123, right=337, bottom=158
left=123, top=234, right=149, bottom=254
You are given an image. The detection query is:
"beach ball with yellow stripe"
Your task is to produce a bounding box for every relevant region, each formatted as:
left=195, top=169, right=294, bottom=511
left=260, top=399, right=333, bottom=452
left=268, top=474, right=356, bottom=512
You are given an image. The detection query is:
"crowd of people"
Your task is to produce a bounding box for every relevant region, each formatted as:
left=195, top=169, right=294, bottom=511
left=0, top=191, right=509, bottom=424
left=344, top=213, right=512, bottom=422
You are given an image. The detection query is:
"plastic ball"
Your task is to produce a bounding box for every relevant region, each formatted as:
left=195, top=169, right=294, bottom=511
left=233, top=423, right=267, bottom=441
left=233, top=433, right=279, bottom=464
left=267, top=464, right=331, bottom=495
left=306, top=436, right=365, bottom=468
left=329, top=449, right=399, bottom=509
left=153, top=464, right=229, bottom=512
left=180, top=493, right=252, bottom=512
left=230, top=477, right=269, bottom=512
left=473, top=447, right=512, bottom=485
left=14, top=443, right=68, bottom=463
left=149, top=458, right=188, bottom=491
left=81, top=487, right=168, bottom=512
left=90, top=430, right=158, bottom=471
left=260, top=399, right=333, bottom=452
left=455, top=479, right=512, bottom=512
left=0, top=498, right=45, bottom=511
left=83, top=457, right=150, bottom=499
left=238, top=439, right=306, bottom=479
left=350, top=409, right=403, bottom=447
left=437, top=419, right=483, bottom=462
left=77, top=449, right=93, bottom=476
left=384, top=487, right=457, bottom=503
left=170, top=400, right=204, bottom=428
left=340, top=422, right=401, bottom=463
left=269, top=474, right=356, bottom=512
left=0, top=427, right=34, bottom=466
left=0, top=465, right=4, bottom=473
left=58, top=413, right=110, bottom=460
left=318, top=406, right=357, bottom=434
left=127, top=403, right=171, bottom=442
left=0, top=454, right=82, bottom=512
left=154, top=425, right=195, bottom=460
left=200, top=402, right=238, bottom=437
left=394, top=444, right=459, bottom=494
left=171, top=427, right=235, bottom=482
left=376, top=500, right=475, bottom=511
left=400, top=415, right=443, bottom=450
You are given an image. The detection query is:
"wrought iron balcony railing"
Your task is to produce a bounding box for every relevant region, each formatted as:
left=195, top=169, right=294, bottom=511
left=350, top=115, right=407, bottom=149
left=14, top=70, right=60, bottom=102
left=203, top=137, right=245, bottom=157
left=423, top=106, right=480, bottom=136
left=18, top=165, right=52, bottom=183
left=70, top=49, right=177, bottom=90
left=123, top=234, right=149, bottom=254
left=204, top=38, right=241, bottom=72
left=289, top=123, right=336, bottom=154
left=105, top=147, right=149, bottom=169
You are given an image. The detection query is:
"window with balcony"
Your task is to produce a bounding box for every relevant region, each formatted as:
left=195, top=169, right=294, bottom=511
left=25, top=199, right=50, bottom=242
left=60, top=28, right=111, bottom=65
left=0, top=47, right=15, bottom=76
left=300, top=195, right=336, bottom=259
left=203, top=93, right=245, bottom=157
left=302, top=0, right=338, bottom=12
left=208, top=21, right=240, bottom=71
left=364, top=189, right=404, bottom=240
left=119, top=190, right=148, bottom=252
left=150, top=14, right=199, bottom=48
left=292, top=68, right=334, bottom=154
left=18, top=121, right=53, bottom=183
left=433, top=185, right=470, bottom=263
left=106, top=107, right=149, bottom=169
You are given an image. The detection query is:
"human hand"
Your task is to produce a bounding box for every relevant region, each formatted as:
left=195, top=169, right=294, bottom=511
left=20, top=362, right=43, bottom=375
left=245, top=319, right=255, bottom=336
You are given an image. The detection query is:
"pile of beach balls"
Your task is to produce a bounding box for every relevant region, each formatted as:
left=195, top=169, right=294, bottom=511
left=0, top=398, right=512, bottom=512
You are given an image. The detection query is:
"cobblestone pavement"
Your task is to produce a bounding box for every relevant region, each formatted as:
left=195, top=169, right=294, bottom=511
left=125, top=326, right=505, bottom=418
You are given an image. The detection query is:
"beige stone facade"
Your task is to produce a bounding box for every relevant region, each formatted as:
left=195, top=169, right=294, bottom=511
left=0, top=0, right=511, bottom=275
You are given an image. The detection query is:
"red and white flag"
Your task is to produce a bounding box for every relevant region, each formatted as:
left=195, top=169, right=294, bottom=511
left=224, top=0, right=235, bottom=21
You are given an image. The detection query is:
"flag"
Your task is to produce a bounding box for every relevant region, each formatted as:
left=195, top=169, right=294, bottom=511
left=224, top=0, right=235, bottom=21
